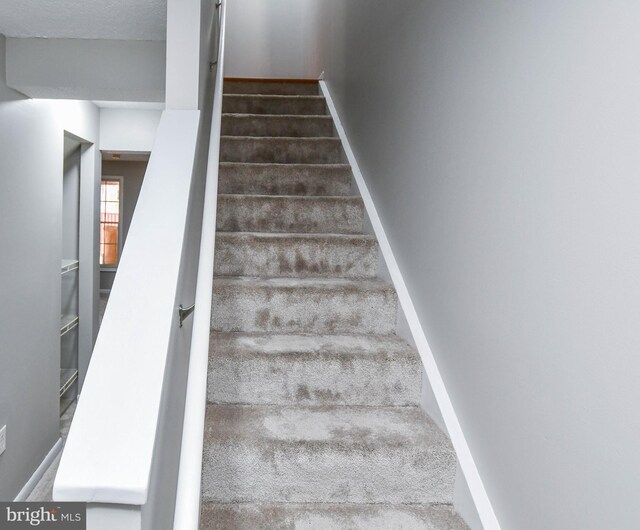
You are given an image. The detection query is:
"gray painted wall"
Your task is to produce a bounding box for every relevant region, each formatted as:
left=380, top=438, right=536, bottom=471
left=225, top=0, right=315, bottom=79
left=226, top=2, right=640, bottom=528
left=0, top=34, right=100, bottom=500
left=100, top=161, right=148, bottom=291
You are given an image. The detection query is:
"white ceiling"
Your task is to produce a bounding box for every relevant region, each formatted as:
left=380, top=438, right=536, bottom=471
left=0, top=0, right=166, bottom=41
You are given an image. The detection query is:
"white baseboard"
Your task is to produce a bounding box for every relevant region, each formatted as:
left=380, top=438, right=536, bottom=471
left=320, top=80, right=500, bottom=530
left=14, top=438, right=63, bottom=501
left=454, top=462, right=485, bottom=530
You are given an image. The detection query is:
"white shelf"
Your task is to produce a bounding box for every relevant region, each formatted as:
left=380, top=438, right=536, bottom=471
left=60, top=315, right=79, bottom=336
left=60, top=369, right=78, bottom=397
left=61, top=259, right=79, bottom=275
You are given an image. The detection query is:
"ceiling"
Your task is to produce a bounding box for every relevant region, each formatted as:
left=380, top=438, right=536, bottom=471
left=0, top=0, right=166, bottom=41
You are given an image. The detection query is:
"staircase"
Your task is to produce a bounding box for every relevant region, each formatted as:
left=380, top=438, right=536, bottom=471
left=200, top=79, right=468, bottom=529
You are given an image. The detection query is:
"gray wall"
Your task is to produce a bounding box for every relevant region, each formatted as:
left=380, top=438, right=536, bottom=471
left=226, top=2, right=640, bottom=528
left=225, top=0, right=316, bottom=78
left=100, top=160, right=148, bottom=291
left=0, top=34, right=100, bottom=500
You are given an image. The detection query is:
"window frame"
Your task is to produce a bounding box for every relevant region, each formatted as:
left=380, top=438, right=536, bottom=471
left=99, top=176, right=124, bottom=270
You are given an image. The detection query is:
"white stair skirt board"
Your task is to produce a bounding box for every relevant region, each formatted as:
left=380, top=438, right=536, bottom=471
left=14, top=438, right=63, bottom=501
left=319, top=80, right=500, bottom=530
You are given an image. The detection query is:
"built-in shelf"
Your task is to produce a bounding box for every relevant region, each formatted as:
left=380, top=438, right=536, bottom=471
left=61, top=259, right=79, bottom=275
left=60, top=314, right=79, bottom=336
left=59, top=369, right=78, bottom=398
left=61, top=157, right=81, bottom=417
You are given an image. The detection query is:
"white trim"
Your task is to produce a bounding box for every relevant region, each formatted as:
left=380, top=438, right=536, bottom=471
left=320, top=80, right=501, bottom=530
left=14, top=438, right=63, bottom=501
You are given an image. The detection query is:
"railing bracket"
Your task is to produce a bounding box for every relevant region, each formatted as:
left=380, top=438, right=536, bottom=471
left=179, top=304, right=196, bottom=328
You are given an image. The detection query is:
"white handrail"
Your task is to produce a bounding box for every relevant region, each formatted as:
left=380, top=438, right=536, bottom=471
left=172, top=0, right=227, bottom=528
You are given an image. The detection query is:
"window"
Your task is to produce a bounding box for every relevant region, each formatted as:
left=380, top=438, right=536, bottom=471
left=100, top=179, right=121, bottom=266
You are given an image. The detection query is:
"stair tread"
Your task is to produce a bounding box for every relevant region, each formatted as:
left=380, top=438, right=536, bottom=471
left=221, top=135, right=340, bottom=141
left=223, top=94, right=327, bottom=117
left=222, top=114, right=334, bottom=138
left=214, top=276, right=394, bottom=291
left=217, top=194, right=364, bottom=235
left=221, top=136, right=342, bottom=164
left=223, top=80, right=319, bottom=96
left=200, top=502, right=468, bottom=530
left=218, top=163, right=353, bottom=196
left=208, top=333, right=422, bottom=406
left=218, top=193, right=361, bottom=200
left=216, top=231, right=376, bottom=240
left=218, top=163, right=353, bottom=197
left=220, top=162, right=350, bottom=168
left=224, top=94, right=325, bottom=101
left=212, top=277, right=397, bottom=334
left=210, top=332, right=418, bottom=361
left=202, top=404, right=455, bottom=504
left=214, top=232, right=378, bottom=279
left=205, top=403, right=451, bottom=452
left=222, top=113, right=332, bottom=119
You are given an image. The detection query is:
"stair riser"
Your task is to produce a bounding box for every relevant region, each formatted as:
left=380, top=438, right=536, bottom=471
left=218, top=164, right=352, bottom=196
left=208, top=353, right=421, bottom=406
left=224, top=81, right=319, bottom=96
left=216, top=196, right=364, bottom=234
left=214, top=234, right=378, bottom=278
left=221, top=137, right=343, bottom=164
left=222, top=115, right=333, bottom=137
left=202, top=442, right=455, bottom=504
left=223, top=95, right=326, bottom=115
left=211, top=283, right=397, bottom=334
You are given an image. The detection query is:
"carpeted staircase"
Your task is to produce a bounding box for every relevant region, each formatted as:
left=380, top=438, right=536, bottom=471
left=200, top=79, right=469, bottom=529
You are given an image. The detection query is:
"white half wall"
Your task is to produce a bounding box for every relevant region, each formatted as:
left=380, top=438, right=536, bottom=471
left=5, top=37, right=165, bottom=101
left=99, top=109, right=162, bottom=153
left=226, top=2, right=640, bottom=529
